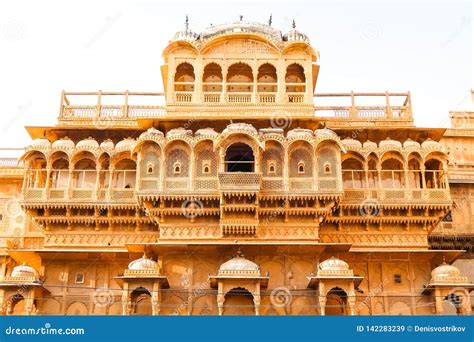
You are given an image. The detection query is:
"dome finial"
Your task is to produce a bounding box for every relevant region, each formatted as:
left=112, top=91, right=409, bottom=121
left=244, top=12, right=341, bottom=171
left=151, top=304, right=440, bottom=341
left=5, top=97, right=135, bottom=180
left=268, top=14, right=273, bottom=26
left=185, top=14, right=189, bottom=30
left=292, top=19, right=296, bottom=29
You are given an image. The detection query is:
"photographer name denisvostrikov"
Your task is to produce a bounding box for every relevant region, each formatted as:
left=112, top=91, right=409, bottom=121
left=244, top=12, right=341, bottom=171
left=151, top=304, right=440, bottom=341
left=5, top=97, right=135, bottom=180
left=414, top=325, right=466, bottom=332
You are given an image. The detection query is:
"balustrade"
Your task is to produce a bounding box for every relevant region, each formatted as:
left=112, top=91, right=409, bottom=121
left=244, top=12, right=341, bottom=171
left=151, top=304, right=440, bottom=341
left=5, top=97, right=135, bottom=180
left=342, top=169, right=450, bottom=202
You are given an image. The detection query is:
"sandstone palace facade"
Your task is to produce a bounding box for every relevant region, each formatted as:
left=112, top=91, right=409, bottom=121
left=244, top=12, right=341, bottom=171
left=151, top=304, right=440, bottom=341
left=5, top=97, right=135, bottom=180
left=0, top=19, right=473, bottom=316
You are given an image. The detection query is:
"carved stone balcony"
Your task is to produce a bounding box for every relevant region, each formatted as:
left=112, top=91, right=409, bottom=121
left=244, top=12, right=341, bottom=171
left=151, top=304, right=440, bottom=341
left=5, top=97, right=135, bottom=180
left=218, top=172, right=262, bottom=192
left=343, top=188, right=451, bottom=204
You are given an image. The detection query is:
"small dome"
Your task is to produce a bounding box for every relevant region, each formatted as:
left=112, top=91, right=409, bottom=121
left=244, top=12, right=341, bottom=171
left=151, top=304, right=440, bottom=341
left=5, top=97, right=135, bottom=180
left=76, top=137, right=99, bottom=150
left=52, top=137, right=75, bottom=150
left=403, top=139, right=421, bottom=149
left=166, top=127, right=193, bottom=138
left=201, top=21, right=283, bottom=44
left=223, top=123, right=258, bottom=136
left=314, top=128, right=338, bottom=139
left=431, top=262, right=461, bottom=279
left=100, top=139, right=115, bottom=151
left=195, top=127, right=218, bottom=137
left=319, top=256, right=350, bottom=272
left=139, top=128, right=164, bottom=141
left=115, top=138, right=136, bottom=152
left=128, top=254, right=158, bottom=271
left=287, top=128, right=313, bottom=139
left=11, top=263, right=37, bottom=277
left=31, top=138, right=51, bottom=149
left=218, top=253, right=260, bottom=276
left=379, top=138, right=402, bottom=149
left=363, top=140, right=377, bottom=150
left=283, top=21, right=309, bottom=43
left=342, top=138, right=362, bottom=149
left=421, top=139, right=443, bottom=151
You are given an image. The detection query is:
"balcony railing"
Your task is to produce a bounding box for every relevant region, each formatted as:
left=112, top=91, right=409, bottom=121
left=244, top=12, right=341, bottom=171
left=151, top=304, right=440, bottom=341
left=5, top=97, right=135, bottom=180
left=342, top=169, right=450, bottom=202
left=58, top=91, right=412, bottom=122
left=218, top=172, right=261, bottom=191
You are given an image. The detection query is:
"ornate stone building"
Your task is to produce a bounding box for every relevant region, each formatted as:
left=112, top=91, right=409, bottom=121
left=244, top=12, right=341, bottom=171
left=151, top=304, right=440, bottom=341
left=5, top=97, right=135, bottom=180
left=0, top=20, right=473, bottom=316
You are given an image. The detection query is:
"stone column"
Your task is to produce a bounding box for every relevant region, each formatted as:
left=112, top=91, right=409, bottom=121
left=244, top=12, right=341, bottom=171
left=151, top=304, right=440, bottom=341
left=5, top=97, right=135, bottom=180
left=319, top=282, right=326, bottom=315
left=121, top=284, right=130, bottom=316
left=151, top=282, right=161, bottom=316
left=347, top=283, right=356, bottom=316
left=283, top=146, right=289, bottom=191
left=434, top=287, right=443, bottom=314
left=135, top=153, right=142, bottom=191
left=254, top=282, right=261, bottom=316
left=193, top=60, right=203, bottom=104
left=217, top=282, right=224, bottom=316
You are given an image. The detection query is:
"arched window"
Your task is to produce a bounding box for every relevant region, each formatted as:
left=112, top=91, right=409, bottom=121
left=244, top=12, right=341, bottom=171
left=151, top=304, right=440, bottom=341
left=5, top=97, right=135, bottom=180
left=166, top=146, right=190, bottom=178
left=50, top=155, right=69, bottom=189
left=112, top=159, right=136, bottom=189
left=408, top=157, right=422, bottom=189
left=262, top=144, right=283, bottom=177
left=318, top=146, right=337, bottom=177
left=285, top=63, right=306, bottom=93
left=381, top=158, right=404, bottom=188
left=202, top=162, right=210, bottom=174
left=268, top=162, right=276, bottom=174
left=425, top=159, right=444, bottom=189
left=225, top=143, right=255, bottom=172
left=298, top=161, right=305, bottom=174
left=290, top=146, right=313, bottom=177
left=367, top=155, right=378, bottom=188
left=342, top=157, right=364, bottom=189
left=174, top=161, right=182, bottom=175
left=203, top=63, right=223, bottom=92
left=72, top=159, right=97, bottom=189
left=27, top=154, right=47, bottom=189
left=174, top=62, right=195, bottom=91
left=147, top=162, right=154, bottom=175
left=257, top=63, right=277, bottom=92
left=227, top=63, right=253, bottom=93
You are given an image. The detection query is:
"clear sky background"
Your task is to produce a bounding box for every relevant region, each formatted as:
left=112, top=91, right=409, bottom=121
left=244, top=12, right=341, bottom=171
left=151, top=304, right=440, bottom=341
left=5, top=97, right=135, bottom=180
left=0, top=0, right=472, bottom=148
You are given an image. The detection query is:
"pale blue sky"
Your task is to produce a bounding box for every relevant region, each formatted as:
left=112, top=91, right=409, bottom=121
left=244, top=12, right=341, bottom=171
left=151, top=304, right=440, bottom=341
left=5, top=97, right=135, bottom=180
left=0, top=0, right=472, bottom=148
